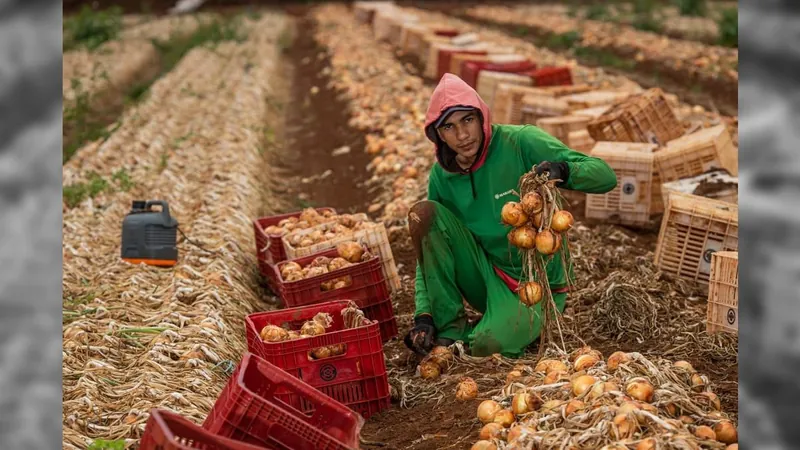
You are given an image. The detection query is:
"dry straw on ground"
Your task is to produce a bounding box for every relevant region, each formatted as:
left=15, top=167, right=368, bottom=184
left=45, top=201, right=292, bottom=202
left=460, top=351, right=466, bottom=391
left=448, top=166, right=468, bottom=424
left=62, top=12, right=288, bottom=449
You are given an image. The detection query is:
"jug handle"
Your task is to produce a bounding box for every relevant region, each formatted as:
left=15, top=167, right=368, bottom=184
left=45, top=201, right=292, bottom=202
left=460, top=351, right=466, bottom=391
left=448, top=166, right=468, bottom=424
left=145, top=200, right=172, bottom=224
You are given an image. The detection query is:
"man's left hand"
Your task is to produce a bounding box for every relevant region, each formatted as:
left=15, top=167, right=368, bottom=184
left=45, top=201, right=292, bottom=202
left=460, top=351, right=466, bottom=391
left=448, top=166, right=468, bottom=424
left=535, top=161, right=570, bottom=185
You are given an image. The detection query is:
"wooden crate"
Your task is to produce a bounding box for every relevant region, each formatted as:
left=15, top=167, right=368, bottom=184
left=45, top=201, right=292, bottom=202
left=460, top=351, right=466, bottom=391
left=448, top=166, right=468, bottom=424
left=372, top=10, right=395, bottom=42
left=418, top=34, right=451, bottom=65
left=562, top=90, right=630, bottom=110
left=567, top=129, right=595, bottom=154
left=654, top=192, right=738, bottom=286
left=476, top=71, right=532, bottom=110
left=519, top=95, right=571, bottom=126
left=492, top=84, right=553, bottom=124
left=536, top=115, right=592, bottom=144
left=585, top=142, right=660, bottom=226
left=706, top=251, right=738, bottom=334
left=572, top=105, right=612, bottom=119
left=400, top=23, right=428, bottom=55
left=587, top=88, right=685, bottom=145
left=541, top=84, right=594, bottom=97
left=661, top=170, right=738, bottom=206
left=656, top=124, right=738, bottom=184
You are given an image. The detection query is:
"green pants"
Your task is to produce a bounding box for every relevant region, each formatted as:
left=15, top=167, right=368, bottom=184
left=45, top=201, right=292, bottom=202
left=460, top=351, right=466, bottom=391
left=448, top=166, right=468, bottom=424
left=411, top=201, right=566, bottom=358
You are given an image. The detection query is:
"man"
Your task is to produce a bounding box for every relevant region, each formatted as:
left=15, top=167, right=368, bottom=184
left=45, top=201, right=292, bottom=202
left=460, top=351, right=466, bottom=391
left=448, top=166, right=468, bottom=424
left=403, top=73, right=617, bottom=358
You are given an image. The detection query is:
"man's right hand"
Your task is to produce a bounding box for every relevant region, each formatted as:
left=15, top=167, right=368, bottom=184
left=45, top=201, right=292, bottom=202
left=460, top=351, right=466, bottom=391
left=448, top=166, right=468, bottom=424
left=404, top=314, right=436, bottom=355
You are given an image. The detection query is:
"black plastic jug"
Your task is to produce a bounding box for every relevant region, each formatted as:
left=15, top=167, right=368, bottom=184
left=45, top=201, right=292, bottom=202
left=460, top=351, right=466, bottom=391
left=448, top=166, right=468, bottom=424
left=121, top=200, right=179, bottom=267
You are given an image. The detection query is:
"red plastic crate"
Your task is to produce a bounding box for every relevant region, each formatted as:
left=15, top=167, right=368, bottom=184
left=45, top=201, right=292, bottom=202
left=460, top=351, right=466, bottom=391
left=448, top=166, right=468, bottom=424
left=460, top=60, right=537, bottom=88
left=436, top=49, right=487, bottom=81
left=433, top=29, right=459, bottom=38
left=275, top=248, right=398, bottom=342
left=528, top=66, right=573, bottom=87
left=203, top=352, right=363, bottom=450
left=140, top=409, right=267, bottom=450
left=252, top=208, right=337, bottom=279
left=245, top=300, right=390, bottom=420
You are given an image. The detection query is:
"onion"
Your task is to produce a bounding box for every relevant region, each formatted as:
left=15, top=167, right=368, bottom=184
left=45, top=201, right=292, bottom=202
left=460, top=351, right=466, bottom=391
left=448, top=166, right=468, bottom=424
left=471, top=441, right=497, bottom=450
left=691, top=373, right=707, bottom=392
left=518, top=281, right=543, bottom=306
left=428, top=346, right=454, bottom=370
left=300, top=321, right=326, bottom=337
left=695, top=425, right=716, bottom=440
left=535, top=229, right=560, bottom=255
left=543, top=370, right=567, bottom=385
left=636, top=438, right=657, bottom=450
left=419, top=361, right=440, bottom=380
left=540, top=400, right=563, bottom=413
left=506, top=370, right=523, bottom=384
left=333, top=279, right=350, bottom=290
left=551, top=210, right=574, bottom=232
left=637, top=401, right=658, bottom=415
left=287, top=330, right=301, bottom=340
left=611, top=413, right=636, bottom=439
left=679, top=415, right=695, bottom=424
left=534, top=359, right=568, bottom=374
left=617, top=401, right=639, bottom=416
left=665, top=403, right=679, bottom=417
left=574, top=354, right=600, bottom=371
left=456, top=377, right=479, bottom=400
left=625, top=378, right=654, bottom=402
left=507, top=424, right=534, bottom=443
left=260, top=325, right=288, bottom=342
left=520, top=192, right=543, bottom=215
left=493, top=409, right=515, bottom=428
left=532, top=212, right=544, bottom=229
left=479, top=422, right=504, bottom=440
left=607, top=351, right=631, bottom=371
left=600, top=443, right=628, bottom=450
left=714, top=420, right=737, bottom=444
left=310, top=346, right=332, bottom=359
left=565, top=399, right=585, bottom=416
left=509, top=226, right=537, bottom=249
left=310, top=256, right=331, bottom=268
left=589, top=381, right=619, bottom=400
left=327, top=257, right=351, bottom=272
left=511, top=392, right=541, bottom=415
left=501, top=202, right=528, bottom=227
left=279, top=262, right=302, bottom=278
left=674, top=360, right=695, bottom=372
left=477, top=400, right=502, bottom=424
left=328, top=344, right=346, bottom=356
left=695, top=391, right=721, bottom=411
left=572, top=375, right=597, bottom=397
left=726, top=445, right=738, bottom=450
left=336, top=241, right=364, bottom=263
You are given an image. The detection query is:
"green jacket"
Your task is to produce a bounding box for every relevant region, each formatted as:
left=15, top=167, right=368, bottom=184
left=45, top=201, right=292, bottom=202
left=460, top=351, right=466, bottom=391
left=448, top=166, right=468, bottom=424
left=414, top=74, right=617, bottom=318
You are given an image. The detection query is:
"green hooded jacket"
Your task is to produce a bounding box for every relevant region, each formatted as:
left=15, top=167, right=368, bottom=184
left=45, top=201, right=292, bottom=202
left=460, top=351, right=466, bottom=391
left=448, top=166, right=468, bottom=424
left=414, top=73, right=618, bottom=317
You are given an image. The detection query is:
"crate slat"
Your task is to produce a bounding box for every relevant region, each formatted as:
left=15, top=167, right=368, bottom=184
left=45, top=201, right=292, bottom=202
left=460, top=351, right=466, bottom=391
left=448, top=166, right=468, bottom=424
left=706, top=251, right=738, bottom=334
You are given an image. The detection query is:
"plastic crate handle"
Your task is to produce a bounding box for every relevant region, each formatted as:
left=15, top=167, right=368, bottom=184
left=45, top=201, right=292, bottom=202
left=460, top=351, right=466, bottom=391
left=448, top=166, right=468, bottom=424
left=248, top=354, right=364, bottom=424
left=148, top=409, right=267, bottom=450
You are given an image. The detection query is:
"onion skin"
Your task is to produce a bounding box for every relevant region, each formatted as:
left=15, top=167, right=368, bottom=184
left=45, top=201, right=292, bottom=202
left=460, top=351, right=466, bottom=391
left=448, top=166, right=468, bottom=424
left=551, top=210, right=574, bottom=232
left=540, top=400, right=563, bottom=413
left=518, top=281, right=544, bottom=306
left=336, top=241, right=364, bottom=263
left=611, top=413, right=636, bottom=439
left=260, top=325, right=289, bottom=342
left=674, top=360, right=695, bottom=372
left=694, top=425, right=716, bottom=441
left=493, top=409, right=516, bottom=428
left=690, top=373, right=707, bottom=392
left=626, top=378, right=654, bottom=403
left=695, top=392, right=721, bottom=411
left=532, top=212, right=544, bottom=229
left=565, top=399, right=585, bottom=416
left=419, top=361, right=441, bottom=380
left=509, top=226, right=537, bottom=249
left=501, top=202, right=529, bottom=227
left=636, top=438, right=657, bottom=450
left=607, top=351, right=631, bottom=371
left=456, top=377, right=479, bottom=400
left=471, top=441, right=497, bottom=450
left=521, top=192, right=544, bottom=215
left=511, top=392, right=541, bottom=415
left=477, top=400, right=502, bottom=424
left=507, top=424, right=535, bottom=443
left=478, top=422, right=504, bottom=440
left=535, top=229, right=560, bottom=255
left=543, top=370, right=567, bottom=385
left=534, top=359, right=568, bottom=374
left=574, top=354, right=600, bottom=371
left=726, top=445, right=738, bottom=450
left=428, top=346, right=454, bottom=369
left=506, top=370, right=523, bottom=385
left=714, top=420, right=738, bottom=444
left=572, top=375, right=597, bottom=397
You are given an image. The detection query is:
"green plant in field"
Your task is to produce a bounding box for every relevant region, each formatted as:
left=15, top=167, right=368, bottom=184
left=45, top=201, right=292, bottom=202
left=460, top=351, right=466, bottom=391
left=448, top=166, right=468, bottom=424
left=546, top=31, right=582, bottom=50
left=63, top=5, right=123, bottom=51
left=675, top=0, right=707, bottom=17
left=63, top=171, right=110, bottom=208
left=112, top=169, right=135, bottom=192
left=632, top=14, right=663, bottom=33
left=585, top=4, right=610, bottom=21
left=633, top=0, right=655, bottom=15
left=87, top=439, right=125, bottom=450
left=278, top=26, right=294, bottom=53
left=717, top=8, right=738, bottom=48
left=513, top=26, right=529, bottom=37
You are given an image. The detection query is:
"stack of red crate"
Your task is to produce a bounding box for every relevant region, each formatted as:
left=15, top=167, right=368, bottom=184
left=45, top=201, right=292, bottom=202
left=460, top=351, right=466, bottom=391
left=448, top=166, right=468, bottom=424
left=273, top=246, right=398, bottom=342
left=528, top=66, right=573, bottom=87
left=460, top=60, right=537, bottom=88
left=246, top=300, right=391, bottom=420
left=252, top=208, right=336, bottom=293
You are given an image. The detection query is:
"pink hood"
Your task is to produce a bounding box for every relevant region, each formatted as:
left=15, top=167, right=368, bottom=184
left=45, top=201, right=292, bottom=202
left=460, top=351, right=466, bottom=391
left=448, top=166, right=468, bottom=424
left=424, top=73, right=492, bottom=173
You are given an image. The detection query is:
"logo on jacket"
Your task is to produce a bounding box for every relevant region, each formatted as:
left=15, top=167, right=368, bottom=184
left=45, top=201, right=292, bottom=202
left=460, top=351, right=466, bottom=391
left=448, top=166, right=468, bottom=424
left=494, top=189, right=516, bottom=200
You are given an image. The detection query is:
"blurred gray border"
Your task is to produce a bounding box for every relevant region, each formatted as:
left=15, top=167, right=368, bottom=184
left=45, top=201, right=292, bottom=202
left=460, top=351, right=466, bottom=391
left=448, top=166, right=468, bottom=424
left=0, top=0, right=63, bottom=448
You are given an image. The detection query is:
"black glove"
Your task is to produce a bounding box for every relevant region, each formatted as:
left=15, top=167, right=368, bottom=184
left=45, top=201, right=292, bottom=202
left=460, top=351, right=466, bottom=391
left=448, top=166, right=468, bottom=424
left=403, top=314, right=436, bottom=355
left=535, top=161, right=570, bottom=186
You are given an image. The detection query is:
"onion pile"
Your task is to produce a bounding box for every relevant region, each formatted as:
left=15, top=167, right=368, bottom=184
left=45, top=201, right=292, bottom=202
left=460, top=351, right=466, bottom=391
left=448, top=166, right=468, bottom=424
left=467, top=347, right=738, bottom=450
left=257, top=311, right=358, bottom=360
left=282, top=214, right=372, bottom=249
left=278, top=241, right=371, bottom=290
left=263, top=208, right=338, bottom=236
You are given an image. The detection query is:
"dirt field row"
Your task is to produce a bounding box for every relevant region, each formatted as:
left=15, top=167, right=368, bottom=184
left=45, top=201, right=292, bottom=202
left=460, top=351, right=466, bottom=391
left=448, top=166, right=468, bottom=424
left=61, top=12, right=288, bottom=449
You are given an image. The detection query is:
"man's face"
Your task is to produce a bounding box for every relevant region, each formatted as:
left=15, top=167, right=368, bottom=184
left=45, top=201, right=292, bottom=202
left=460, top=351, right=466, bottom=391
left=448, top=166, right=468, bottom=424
left=436, top=110, right=482, bottom=161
